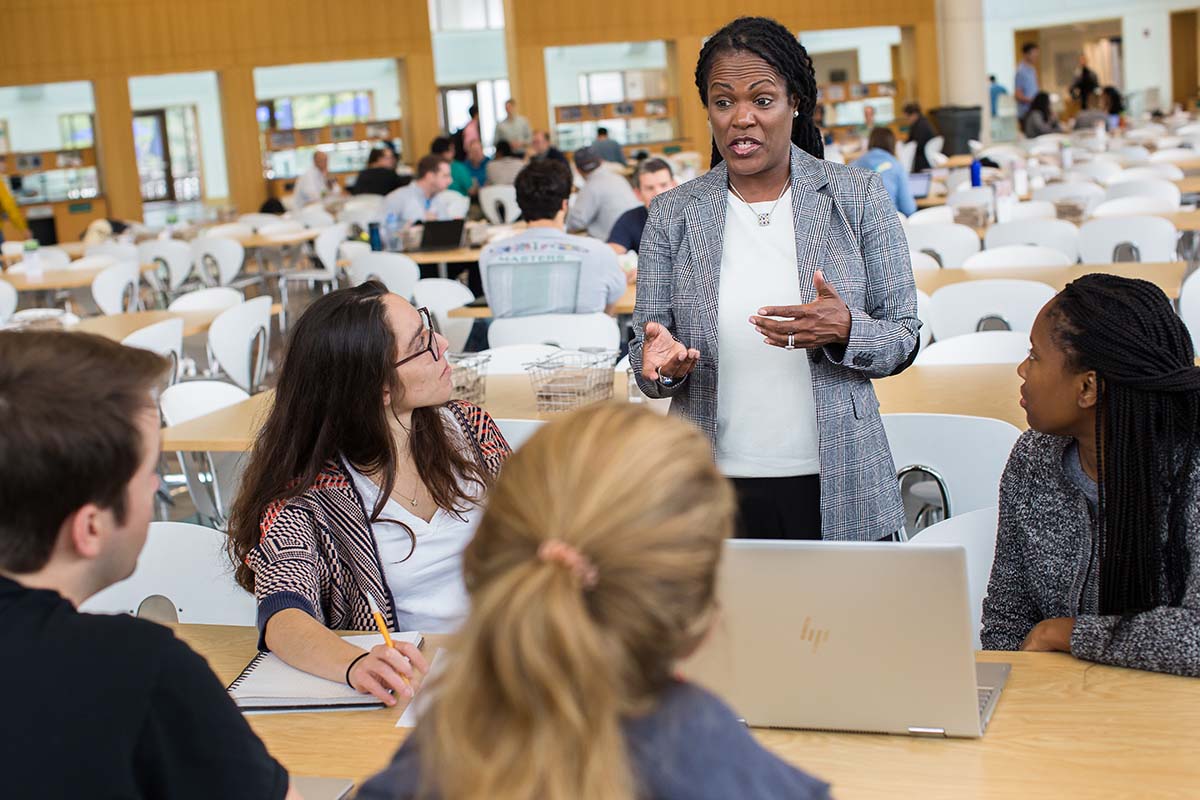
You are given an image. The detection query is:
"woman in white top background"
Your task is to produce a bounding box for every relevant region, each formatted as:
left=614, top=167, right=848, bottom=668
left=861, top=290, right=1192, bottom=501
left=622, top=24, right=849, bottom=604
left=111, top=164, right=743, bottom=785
left=630, top=16, right=919, bottom=541
left=227, top=281, right=510, bottom=705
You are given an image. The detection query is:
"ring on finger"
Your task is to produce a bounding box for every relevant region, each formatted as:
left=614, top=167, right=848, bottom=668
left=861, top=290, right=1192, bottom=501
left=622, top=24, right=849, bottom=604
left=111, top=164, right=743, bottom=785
left=785, top=332, right=796, bottom=350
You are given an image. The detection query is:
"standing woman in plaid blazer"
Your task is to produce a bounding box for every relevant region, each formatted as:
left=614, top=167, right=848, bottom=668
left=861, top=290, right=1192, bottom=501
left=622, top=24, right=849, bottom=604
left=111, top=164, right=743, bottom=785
left=630, top=17, right=919, bottom=541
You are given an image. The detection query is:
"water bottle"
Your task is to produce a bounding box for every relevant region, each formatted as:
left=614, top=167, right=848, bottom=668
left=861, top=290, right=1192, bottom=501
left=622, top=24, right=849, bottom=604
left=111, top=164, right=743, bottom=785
left=970, top=159, right=982, bottom=188
left=368, top=222, right=383, bottom=252
left=1059, top=140, right=1073, bottom=171
left=385, top=213, right=400, bottom=251
left=23, top=239, right=43, bottom=282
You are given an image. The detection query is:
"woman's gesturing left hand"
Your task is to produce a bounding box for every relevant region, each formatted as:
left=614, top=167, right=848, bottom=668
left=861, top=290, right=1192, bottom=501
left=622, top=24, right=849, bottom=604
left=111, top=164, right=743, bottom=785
left=750, top=270, right=852, bottom=349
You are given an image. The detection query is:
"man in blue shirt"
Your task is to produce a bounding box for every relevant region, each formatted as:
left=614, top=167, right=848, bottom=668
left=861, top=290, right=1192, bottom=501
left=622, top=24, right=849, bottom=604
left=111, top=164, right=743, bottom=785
left=989, top=75, right=1008, bottom=117
left=1014, top=43, right=1040, bottom=119
left=852, top=127, right=916, bottom=217
left=591, top=127, right=627, bottom=166
left=383, top=154, right=457, bottom=226
left=607, top=157, right=677, bottom=256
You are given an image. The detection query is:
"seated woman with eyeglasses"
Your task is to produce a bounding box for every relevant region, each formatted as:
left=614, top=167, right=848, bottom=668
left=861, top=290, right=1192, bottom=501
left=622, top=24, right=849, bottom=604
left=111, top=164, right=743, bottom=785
left=227, top=281, right=510, bottom=704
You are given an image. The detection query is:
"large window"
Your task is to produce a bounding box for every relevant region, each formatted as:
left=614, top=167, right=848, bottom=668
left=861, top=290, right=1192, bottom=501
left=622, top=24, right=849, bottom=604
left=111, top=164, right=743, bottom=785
left=428, top=0, right=504, bottom=31
left=578, top=70, right=668, bottom=104
left=59, top=113, right=94, bottom=149
left=257, top=91, right=374, bottom=131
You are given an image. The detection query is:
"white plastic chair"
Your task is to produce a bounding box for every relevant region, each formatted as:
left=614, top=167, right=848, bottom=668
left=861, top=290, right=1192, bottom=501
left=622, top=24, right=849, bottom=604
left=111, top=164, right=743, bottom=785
left=158, top=382, right=249, bottom=527
left=208, top=295, right=272, bottom=393
left=279, top=223, right=346, bottom=329
left=203, top=222, right=254, bottom=240
left=0, top=279, right=16, bottom=323
left=1149, top=147, right=1194, bottom=164
left=80, top=521, right=255, bottom=624
left=1115, top=145, right=1152, bottom=165
left=413, top=278, right=476, bottom=353
left=479, top=185, right=522, bottom=224
left=257, top=220, right=306, bottom=237
left=64, top=254, right=116, bottom=272
left=903, top=223, right=981, bottom=269
left=139, top=239, right=195, bottom=293
left=91, top=262, right=142, bottom=315
left=1078, top=216, right=1178, bottom=263
left=122, top=317, right=185, bottom=384
left=1109, top=164, right=1185, bottom=183
left=435, top=190, right=470, bottom=219
left=487, top=312, right=621, bottom=350
left=1179, top=269, right=1200, bottom=353
left=984, top=219, right=1080, bottom=262
left=237, top=213, right=286, bottom=232
left=925, top=135, right=948, bottom=168
left=915, top=331, right=1032, bottom=365
left=495, top=418, right=545, bottom=451
left=349, top=252, right=420, bottom=299
left=910, top=506, right=999, bottom=649
left=475, top=344, right=562, bottom=373
left=297, top=206, right=336, bottom=228
left=1091, top=196, right=1177, bottom=218
left=191, top=236, right=257, bottom=289
left=910, top=251, right=940, bottom=273
left=0, top=240, right=23, bottom=257
left=897, top=140, right=917, bottom=173
left=1006, top=201, right=1056, bottom=221
left=1103, top=178, right=1181, bottom=210
left=1068, top=160, right=1123, bottom=183
left=338, top=203, right=385, bottom=227
left=339, top=240, right=371, bottom=265
left=1032, top=181, right=1105, bottom=216
left=947, top=186, right=993, bottom=212
left=167, top=287, right=243, bottom=313
left=962, top=245, right=1072, bottom=270
left=906, top=206, right=954, bottom=226
left=916, top=289, right=933, bottom=351
left=86, top=242, right=139, bottom=264
left=929, top=279, right=1055, bottom=339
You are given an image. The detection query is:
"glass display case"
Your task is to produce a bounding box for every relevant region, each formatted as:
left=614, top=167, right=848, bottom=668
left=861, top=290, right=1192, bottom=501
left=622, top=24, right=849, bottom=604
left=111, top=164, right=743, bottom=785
left=260, top=119, right=405, bottom=197
left=552, top=98, right=681, bottom=154
left=0, top=148, right=101, bottom=205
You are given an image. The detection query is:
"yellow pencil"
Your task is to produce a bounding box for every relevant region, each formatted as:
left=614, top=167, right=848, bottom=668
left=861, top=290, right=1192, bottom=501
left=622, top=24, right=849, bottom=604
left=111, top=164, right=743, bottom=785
left=365, top=593, right=411, bottom=687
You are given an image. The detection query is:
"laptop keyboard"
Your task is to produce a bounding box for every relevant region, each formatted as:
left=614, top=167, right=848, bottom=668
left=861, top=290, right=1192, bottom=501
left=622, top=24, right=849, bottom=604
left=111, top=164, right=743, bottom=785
left=978, top=686, right=998, bottom=718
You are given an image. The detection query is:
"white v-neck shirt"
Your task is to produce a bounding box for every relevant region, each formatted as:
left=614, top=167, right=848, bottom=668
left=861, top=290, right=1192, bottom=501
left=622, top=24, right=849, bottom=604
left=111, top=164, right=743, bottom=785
left=345, top=433, right=482, bottom=634
left=715, top=187, right=820, bottom=478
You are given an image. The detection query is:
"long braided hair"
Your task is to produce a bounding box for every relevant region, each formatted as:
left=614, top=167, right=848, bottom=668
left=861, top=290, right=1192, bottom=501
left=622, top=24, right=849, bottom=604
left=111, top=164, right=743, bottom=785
left=1048, top=274, right=1200, bottom=614
left=695, top=16, right=824, bottom=168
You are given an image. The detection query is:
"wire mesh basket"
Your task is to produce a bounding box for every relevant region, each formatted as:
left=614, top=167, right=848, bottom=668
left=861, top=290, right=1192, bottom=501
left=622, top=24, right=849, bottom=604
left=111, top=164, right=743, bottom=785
left=448, top=353, right=490, bottom=405
left=525, top=350, right=617, bottom=413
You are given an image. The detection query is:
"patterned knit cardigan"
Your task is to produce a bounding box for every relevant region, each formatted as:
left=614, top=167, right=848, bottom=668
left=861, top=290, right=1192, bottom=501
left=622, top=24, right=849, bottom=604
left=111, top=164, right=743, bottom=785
left=247, top=401, right=510, bottom=648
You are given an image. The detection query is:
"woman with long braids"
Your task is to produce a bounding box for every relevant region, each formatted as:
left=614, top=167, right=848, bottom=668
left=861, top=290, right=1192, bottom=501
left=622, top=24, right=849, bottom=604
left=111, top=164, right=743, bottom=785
left=982, top=274, right=1200, bottom=676
left=630, top=16, right=919, bottom=540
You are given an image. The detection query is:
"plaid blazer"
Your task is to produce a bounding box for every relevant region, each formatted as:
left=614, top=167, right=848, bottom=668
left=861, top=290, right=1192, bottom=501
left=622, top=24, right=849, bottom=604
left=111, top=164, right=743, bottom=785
left=247, top=401, right=510, bottom=648
left=629, top=145, right=918, bottom=541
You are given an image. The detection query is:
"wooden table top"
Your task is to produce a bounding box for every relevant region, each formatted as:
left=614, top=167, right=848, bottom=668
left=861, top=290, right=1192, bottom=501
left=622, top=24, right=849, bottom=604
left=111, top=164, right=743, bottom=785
left=4, top=261, right=157, bottom=291
left=447, top=284, right=637, bottom=319
left=238, top=229, right=320, bottom=249
left=176, top=623, right=1200, bottom=797
left=1175, top=175, right=1200, bottom=194
left=1162, top=209, right=1200, bottom=231
left=73, top=309, right=219, bottom=340
left=405, top=246, right=484, bottom=265
left=874, top=362, right=1025, bottom=430
left=915, top=261, right=1187, bottom=300
left=1174, top=155, right=1200, bottom=175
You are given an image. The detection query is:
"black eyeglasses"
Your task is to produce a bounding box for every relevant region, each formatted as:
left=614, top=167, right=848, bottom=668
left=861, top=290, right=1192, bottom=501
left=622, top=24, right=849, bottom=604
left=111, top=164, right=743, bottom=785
left=395, top=307, right=440, bottom=367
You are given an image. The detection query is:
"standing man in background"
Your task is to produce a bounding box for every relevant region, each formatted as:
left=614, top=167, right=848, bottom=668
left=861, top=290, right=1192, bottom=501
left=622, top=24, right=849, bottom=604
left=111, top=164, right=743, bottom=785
left=989, top=75, right=1009, bottom=117
left=292, top=150, right=339, bottom=208
left=1014, top=43, right=1040, bottom=120
left=1070, top=56, right=1099, bottom=109
left=591, top=127, right=627, bottom=166
left=494, top=99, right=531, bottom=155
left=903, top=103, right=937, bottom=172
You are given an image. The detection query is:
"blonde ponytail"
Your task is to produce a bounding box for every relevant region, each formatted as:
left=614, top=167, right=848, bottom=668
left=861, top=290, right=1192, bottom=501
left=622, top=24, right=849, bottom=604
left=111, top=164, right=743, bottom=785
left=418, top=403, right=736, bottom=800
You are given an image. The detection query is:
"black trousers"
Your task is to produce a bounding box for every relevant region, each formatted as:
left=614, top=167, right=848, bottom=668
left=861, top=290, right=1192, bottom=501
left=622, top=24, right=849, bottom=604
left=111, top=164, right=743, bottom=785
left=732, top=475, right=821, bottom=540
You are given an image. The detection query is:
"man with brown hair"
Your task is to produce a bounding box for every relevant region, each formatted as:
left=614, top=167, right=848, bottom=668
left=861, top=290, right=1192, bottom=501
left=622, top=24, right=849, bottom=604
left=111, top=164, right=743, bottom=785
left=0, top=332, right=298, bottom=800
left=383, top=153, right=457, bottom=226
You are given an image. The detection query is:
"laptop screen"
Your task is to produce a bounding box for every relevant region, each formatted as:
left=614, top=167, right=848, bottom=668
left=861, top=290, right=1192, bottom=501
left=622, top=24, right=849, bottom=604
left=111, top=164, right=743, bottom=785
left=907, top=172, right=932, bottom=199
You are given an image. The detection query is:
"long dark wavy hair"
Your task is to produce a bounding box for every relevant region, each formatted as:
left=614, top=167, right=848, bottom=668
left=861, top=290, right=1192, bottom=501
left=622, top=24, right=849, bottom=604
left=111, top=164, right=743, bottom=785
left=1049, top=274, right=1200, bottom=614
left=227, top=281, right=488, bottom=591
left=695, top=16, right=824, bottom=168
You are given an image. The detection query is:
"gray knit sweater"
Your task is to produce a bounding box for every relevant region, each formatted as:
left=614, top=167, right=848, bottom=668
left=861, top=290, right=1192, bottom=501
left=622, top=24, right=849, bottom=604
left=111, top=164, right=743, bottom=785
left=981, top=429, right=1200, bottom=677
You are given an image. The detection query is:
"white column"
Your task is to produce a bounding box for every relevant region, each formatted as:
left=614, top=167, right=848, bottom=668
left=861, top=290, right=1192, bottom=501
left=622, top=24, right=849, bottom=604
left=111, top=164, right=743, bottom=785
left=937, top=0, right=990, bottom=141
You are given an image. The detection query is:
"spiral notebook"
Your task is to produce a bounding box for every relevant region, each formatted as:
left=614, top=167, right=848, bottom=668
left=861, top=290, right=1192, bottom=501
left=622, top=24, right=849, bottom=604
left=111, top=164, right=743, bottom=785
left=227, top=632, right=422, bottom=712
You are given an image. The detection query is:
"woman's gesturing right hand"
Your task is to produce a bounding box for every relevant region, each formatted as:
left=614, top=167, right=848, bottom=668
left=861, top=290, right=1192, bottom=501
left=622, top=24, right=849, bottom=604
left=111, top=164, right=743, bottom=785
left=348, top=641, right=430, bottom=706
left=642, top=322, right=701, bottom=383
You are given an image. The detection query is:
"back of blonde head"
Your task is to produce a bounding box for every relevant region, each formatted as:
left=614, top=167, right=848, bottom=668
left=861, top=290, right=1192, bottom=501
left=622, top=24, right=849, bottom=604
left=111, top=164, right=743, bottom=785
left=418, top=403, right=736, bottom=800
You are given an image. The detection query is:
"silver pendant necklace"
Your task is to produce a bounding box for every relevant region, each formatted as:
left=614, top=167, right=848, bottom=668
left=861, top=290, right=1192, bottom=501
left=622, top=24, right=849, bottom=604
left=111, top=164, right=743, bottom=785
left=729, top=180, right=789, bottom=226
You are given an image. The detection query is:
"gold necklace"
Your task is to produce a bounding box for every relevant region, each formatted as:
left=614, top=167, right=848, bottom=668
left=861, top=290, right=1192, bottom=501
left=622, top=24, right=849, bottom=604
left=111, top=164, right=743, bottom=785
left=728, top=180, right=789, bottom=227
left=391, top=477, right=421, bottom=508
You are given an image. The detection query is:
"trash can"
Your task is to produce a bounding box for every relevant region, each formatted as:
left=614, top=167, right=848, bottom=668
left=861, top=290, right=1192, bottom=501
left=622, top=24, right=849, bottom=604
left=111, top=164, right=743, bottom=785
left=929, top=106, right=982, bottom=156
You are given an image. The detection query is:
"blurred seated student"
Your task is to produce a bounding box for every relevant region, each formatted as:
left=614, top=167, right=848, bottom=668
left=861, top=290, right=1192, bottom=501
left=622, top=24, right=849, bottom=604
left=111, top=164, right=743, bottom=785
left=1022, top=92, right=1061, bottom=138
left=356, top=403, right=832, bottom=800
left=982, top=275, right=1200, bottom=677
left=528, top=129, right=569, bottom=165
left=484, top=140, right=525, bottom=187
left=0, top=332, right=298, bottom=800
left=607, top=157, right=677, bottom=257
left=227, top=282, right=510, bottom=705
left=478, top=160, right=627, bottom=319
left=852, top=127, right=917, bottom=216
left=1076, top=86, right=1124, bottom=132
left=352, top=147, right=405, bottom=197
left=565, top=146, right=641, bottom=241
left=459, top=139, right=490, bottom=198
left=383, top=155, right=458, bottom=227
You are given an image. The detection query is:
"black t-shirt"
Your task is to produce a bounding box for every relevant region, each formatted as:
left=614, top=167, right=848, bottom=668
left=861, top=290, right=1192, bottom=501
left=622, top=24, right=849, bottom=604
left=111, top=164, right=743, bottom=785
left=351, top=167, right=405, bottom=196
left=607, top=205, right=649, bottom=253
left=0, top=575, right=288, bottom=800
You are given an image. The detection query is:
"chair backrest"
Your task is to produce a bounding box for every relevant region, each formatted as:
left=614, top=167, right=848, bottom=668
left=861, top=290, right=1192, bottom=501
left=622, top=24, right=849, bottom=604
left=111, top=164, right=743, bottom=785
left=435, top=190, right=471, bottom=219
left=297, top=206, right=336, bottom=228
left=160, top=381, right=250, bottom=521
left=121, top=317, right=184, bottom=383
left=0, top=240, right=23, bottom=256
left=1091, top=196, right=1177, bottom=218
left=312, top=223, right=348, bottom=277
left=984, top=218, right=1080, bottom=262
left=338, top=203, right=385, bottom=227
left=203, top=222, right=253, bottom=240
left=339, top=240, right=372, bottom=265
left=79, top=521, right=256, bottom=625
left=479, top=184, right=522, bottom=224
left=1103, top=178, right=1181, bottom=209
left=190, top=236, right=247, bottom=287
left=39, top=246, right=71, bottom=269
left=909, top=506, right=999, bottom=649
left=494, top=418, right=546, bottom=451
left=237, top=213, right=285, bottom=232
left=897, top=140, right=917, bottom=173
left=1006, top=200, right=1056, bottom=221
left=903, top=223, right=981, bottom=268
left=905, top=205, right=954, bottom=226
left=0, top=278, right=16, bottom=323
left=915, top=330, right=1032, bottom=365
left=488, top=312, right=621, bottom=350
left=483, top=259, right=583, bottom=318
left=961, top=245, right=1073, bottom=270
left=349, top=252, right=421, bottom=299
left=1068, top=159, right=1123, bottom=183
left=86, top=242, right=139, bottom=264
left=138, top=239, right=195, bottom=291
left=925, top=135, right=947, bottom=167
left=91, top=262, right=142, bottom=315
left=1181, top=270, right=1200, bottom=352
left=1078, top=215, right=1178, bottom=263
left=65, top=254, right=116, bottom=271
left=1032, top=180, right=1106, bottom=215
left=909, top=250, right=940, bottom=273
left=258, top=220, right=306, bottom=237
left=476, top=344, right=562, bottom=373
left=1149, top=147, right=1194, bottom=163
left=929, top=279, right=1055, bottom=339
left=1116, top=145, right=1151, bottom=165
left=413, top=277, right=476, bottom=353
left=167, top=286, right=244, bottom=312
left=916, top=289, right=933, bottom=351
left=947, top=186, right=993, bottom=210
left=1109, top=164, right=1185, bottom=183
left=208, top=295, right=272, bottom=393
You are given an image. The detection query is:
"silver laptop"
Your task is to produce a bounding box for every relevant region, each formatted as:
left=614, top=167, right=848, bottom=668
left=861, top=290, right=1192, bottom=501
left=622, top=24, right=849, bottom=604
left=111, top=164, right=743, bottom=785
left=292, top=777, right=353, bottom=800
left=679, top=540, right=1009, bottom=738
